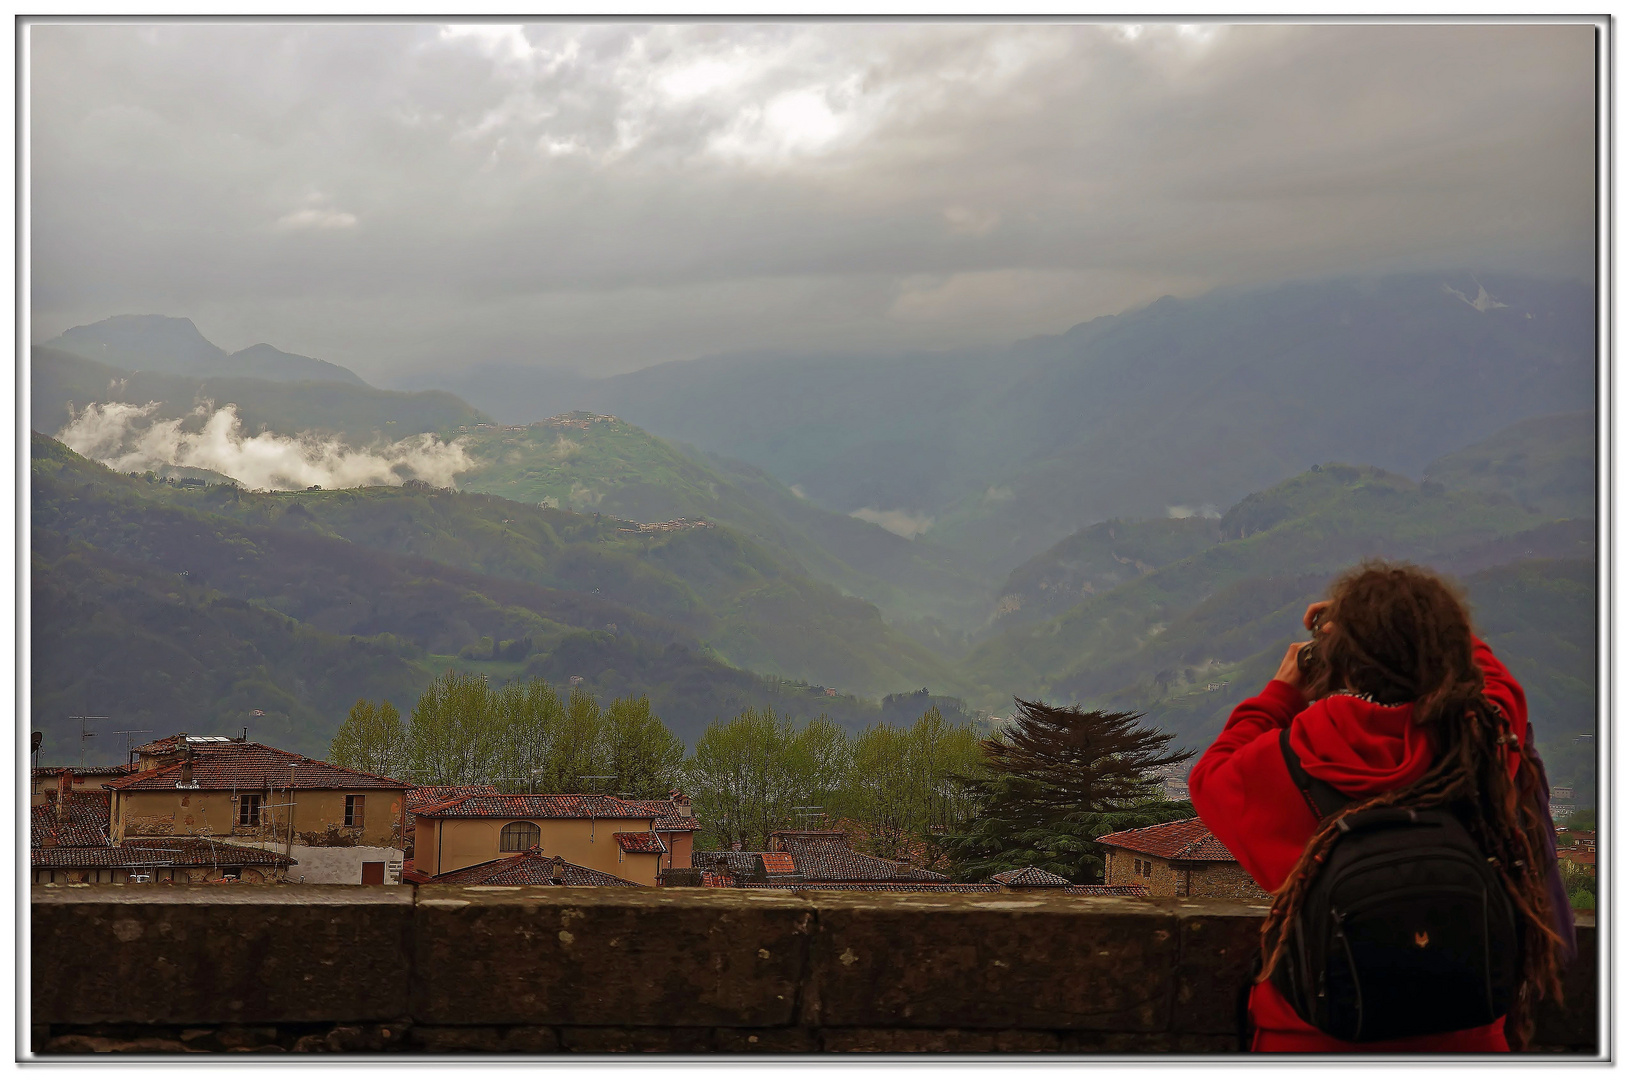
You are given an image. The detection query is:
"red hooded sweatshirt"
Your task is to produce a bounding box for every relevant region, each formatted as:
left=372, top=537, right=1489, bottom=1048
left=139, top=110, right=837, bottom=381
left=1189, top=637, right=1529, bottom=1053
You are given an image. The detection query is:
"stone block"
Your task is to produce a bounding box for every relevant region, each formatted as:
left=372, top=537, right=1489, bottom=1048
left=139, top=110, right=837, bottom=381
left=31, top=886, right=414, bottom=1025
left=821, top=1027, right=997, bottom=1052
left=411, top=1026, right=562, bottom=1053
left=713, top=1027, right=820, bottom=1052
left=804, top=893, right=1177, bottom=1031
left=1165, top=899, right=1267, bottom=1035
left=1532, top=919, right=1598, bottom=1054
left=413, top=886, right=815, bottom=1027
left=558, top=1026, right=717, bottom=1052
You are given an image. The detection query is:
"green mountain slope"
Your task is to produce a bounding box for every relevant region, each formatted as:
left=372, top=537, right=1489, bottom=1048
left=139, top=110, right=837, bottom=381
left=964, top=464, right=1593, bottom=759
left=453, top=413, right=994, bottom=638
left=33, top=433, right=968, bottom=722
left=1422, top=410, right=1596, bottom=519
left=32, top=346, right=485, bottom=441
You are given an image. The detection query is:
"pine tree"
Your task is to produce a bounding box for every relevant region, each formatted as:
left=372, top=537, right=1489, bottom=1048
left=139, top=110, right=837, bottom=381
left=943, top=700, right=1194, bottom=884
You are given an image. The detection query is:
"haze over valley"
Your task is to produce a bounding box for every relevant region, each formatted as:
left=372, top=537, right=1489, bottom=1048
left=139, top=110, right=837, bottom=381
left=30, top=22, right=1598, bottom=811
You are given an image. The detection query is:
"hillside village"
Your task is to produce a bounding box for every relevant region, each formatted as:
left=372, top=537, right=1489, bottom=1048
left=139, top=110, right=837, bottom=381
left=32, top=729, right=1280, bottom=899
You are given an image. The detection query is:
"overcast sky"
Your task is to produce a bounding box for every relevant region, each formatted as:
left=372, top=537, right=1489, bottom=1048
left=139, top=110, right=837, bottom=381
left=29, top=21, right=1596, bottom=383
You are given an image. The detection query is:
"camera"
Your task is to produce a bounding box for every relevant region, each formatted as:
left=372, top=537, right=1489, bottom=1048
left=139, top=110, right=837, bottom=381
left=1296, top=607, right=1329, bottom=680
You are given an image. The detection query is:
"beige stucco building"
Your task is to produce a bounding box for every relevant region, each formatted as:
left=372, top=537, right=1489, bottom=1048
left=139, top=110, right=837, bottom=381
left=106, top=735, right=410, bottom=885
left=411, top=793, right=668, bottom=885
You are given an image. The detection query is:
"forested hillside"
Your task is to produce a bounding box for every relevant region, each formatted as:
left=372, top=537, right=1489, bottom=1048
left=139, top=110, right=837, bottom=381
left=31, top=434, right=973, bottom=758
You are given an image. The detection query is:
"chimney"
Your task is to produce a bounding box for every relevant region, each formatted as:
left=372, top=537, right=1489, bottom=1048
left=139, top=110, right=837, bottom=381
left=730, top=840, right=742, bottom=852
left=670, top=789, right=692, bottom=817
left=549, top=855, right=566, bottom=885
left=56, top=770, right=72, bottom=823
left=179, top=745, right=193, bottom=787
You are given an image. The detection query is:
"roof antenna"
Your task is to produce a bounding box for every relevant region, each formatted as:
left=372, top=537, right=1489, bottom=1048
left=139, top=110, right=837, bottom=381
left=70, top=715, right=109, bottom=769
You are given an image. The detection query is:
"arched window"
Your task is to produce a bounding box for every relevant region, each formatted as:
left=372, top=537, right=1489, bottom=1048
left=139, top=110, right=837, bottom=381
left=501, top=821, right=541, bottom=852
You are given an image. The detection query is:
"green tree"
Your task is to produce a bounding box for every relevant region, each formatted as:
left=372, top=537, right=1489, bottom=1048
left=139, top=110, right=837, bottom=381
left=328, top=698, right=409, bottom=780
left=685, top=708, right=849, bottom=850
left=490, top=677, right=565, bottom=792
left=602, top=695, right=686, bottom=799
left=407, top=671, right=503, bottom=786
left=942, top=700, right=1194, bottom=884
left=833, top=707, right=984, bottom=867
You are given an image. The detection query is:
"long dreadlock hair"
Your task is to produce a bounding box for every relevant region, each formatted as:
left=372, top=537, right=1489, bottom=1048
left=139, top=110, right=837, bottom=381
left=1256, top=560, right=1565, bottom=1049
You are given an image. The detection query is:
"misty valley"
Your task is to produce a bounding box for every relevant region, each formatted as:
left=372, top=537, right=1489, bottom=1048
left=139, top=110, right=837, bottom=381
left=31, top=272, right=1598, bottom=809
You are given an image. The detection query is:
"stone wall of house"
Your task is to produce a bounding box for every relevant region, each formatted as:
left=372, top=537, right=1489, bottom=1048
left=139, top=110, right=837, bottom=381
left=1186, top=862, right=1270, bottom=901
left=30, top=886, right=1596, bottom=1055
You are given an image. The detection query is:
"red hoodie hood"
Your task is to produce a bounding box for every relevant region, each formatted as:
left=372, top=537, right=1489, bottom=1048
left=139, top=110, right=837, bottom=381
left=1287, top=694, right=1434, bottom=797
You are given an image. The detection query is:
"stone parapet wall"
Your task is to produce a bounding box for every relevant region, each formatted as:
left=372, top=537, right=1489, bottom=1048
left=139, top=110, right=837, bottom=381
left=30, top=886, right=1597, bottom=1055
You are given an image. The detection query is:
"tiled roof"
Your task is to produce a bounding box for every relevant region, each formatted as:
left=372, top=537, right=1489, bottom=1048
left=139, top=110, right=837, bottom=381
left=1093, top=818, right=1237, bottom=862
left=32, top=792, right=112, bottom=849
left=411, top=793, right=658, bottom=820
left=32, top=838, right=294, bottom=869
left=33, top=765, right=132, bottom=778
left=776, top=834, right=950, bottom=883
left=613, top=831, right=666, bottom=854
left=131, top=734, right=241, bottom=755
left=990, top=866, right=1074, bottom=887
left=622, top=799, right=705, bottom=832
left=107, top=743, right=409, bottom=791
left=407, top=784, right=498, bottom=812
left=693, top=850, right=769, bottom=877
left=428, top=852, right=642, bottom=887
left=1065, top=884, right=1151, bottom=897
left=759, top=853, right=796, bottom=874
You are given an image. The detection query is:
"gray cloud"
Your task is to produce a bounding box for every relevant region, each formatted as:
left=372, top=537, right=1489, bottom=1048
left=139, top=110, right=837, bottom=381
left=29, top=21, right=1596, bottom=382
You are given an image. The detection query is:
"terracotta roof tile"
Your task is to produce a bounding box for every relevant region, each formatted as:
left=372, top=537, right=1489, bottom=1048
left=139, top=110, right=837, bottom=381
left=1065, top=884, right=1151, bottom=897
left=32, top=838, right=293, bottom=869
left=613, top=831, right=666, bottom=854
left=31, top=792, right=112, bottom=849
left=622, top=799, right=705, bottom=832
left=1093, top=818, right=1237, bottom=862
left=759, top=853, right=796, bottom=873
left=413, top=793, right=658, bottom=820
left=107, top=744, right=409, bottom=791
left=429, top=852, right=642, bottom=887
left=33, top=765, right=132, bottom=779
left=774, top=833, right=950, bottom=883
left=407, top=785, right=499, bottom=813
left=990, top=866, right=1074, bottom=887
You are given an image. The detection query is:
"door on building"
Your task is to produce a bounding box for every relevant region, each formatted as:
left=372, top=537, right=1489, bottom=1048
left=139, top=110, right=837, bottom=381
left=361, top=861, right=386, bottom=885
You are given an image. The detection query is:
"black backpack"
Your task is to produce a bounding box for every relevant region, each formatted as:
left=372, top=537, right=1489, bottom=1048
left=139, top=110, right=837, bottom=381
left=1269, top=727, right=1523, bottom=1043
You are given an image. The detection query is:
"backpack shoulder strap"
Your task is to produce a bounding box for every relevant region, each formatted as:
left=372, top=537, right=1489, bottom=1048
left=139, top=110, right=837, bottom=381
left=1279, top=726, right=1353, bottom=820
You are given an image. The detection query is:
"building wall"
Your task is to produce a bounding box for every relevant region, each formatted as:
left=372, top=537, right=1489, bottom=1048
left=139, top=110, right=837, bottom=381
left=1102, top=849, right=1266, bottom=899
left=234, top=843, right=404, bottom=885
left=662, top=831, right=694, bottom=871
left=31, top=865, right=287, bottom=885
left=1183, top=862, right=1269, bottom=900
left=114, top=788, right=403, bottom=851
left=424, top=816, right=659, bottom=882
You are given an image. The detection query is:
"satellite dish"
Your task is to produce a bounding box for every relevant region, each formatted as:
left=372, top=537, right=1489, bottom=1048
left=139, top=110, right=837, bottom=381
left=31, top=732, right=42, bottom=754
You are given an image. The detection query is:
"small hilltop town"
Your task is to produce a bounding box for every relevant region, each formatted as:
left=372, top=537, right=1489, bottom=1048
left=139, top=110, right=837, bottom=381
left=31, top=731, right=1280, bottom=899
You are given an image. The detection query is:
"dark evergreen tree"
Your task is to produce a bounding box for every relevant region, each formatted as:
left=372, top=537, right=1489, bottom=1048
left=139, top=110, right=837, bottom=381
left=943, top=700, right=1195, bottom=884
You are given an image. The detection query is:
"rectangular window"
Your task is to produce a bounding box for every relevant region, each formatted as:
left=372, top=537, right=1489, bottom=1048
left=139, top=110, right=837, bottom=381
left=239, top=793, right=262, bottom=827
left=345, top=794, right=364, bottom=828
left=1143, top=861, right=1153, bottom=879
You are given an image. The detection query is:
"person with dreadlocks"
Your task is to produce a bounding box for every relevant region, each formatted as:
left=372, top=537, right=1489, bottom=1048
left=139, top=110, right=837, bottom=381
left=1189, top=560, right=1573, bottom=1053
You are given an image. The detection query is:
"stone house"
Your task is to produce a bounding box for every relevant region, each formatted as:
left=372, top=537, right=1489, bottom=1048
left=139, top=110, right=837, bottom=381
left=1096, top=818, right=1268, bottom=900
left=32, top=770, right=291, bottom=884
left=105, top=736, right=410, bottom=885
left=31, top=765, right=132, bottom=803
left=409, top=793, right=666, bottom=884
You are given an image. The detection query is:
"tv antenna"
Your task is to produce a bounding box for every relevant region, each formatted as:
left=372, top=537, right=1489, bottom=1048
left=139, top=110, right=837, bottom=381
left=791, top=805, right=825, bottom=829
left=70, top=716, right=109, bottom=768
left=112, top=728, right=153, bottom=760
left=578, top=774, right=616, bottom=794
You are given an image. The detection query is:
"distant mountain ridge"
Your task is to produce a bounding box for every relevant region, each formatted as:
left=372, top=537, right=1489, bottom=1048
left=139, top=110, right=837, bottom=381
left=418, top=272, right=1595, bottom=572
left=43, top=314, right=366, bottom=385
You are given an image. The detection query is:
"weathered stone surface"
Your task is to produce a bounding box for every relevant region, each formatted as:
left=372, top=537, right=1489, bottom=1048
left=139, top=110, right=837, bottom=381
left=31, top=885, right=414, bottom=1025
left=1532, top=918, right=1597, bottom=1054
left=713, top=1027, right=820, bottom=1052
left=1165, top=899, right=1268, bottom=1035
left=27, top=888, right=1598, bottom=1055
left=413, top=886, right=815, bottom=1027
left=558, top=1026, right=718, bottom=1052
left=805, top=893, right=1177, bottom=1031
